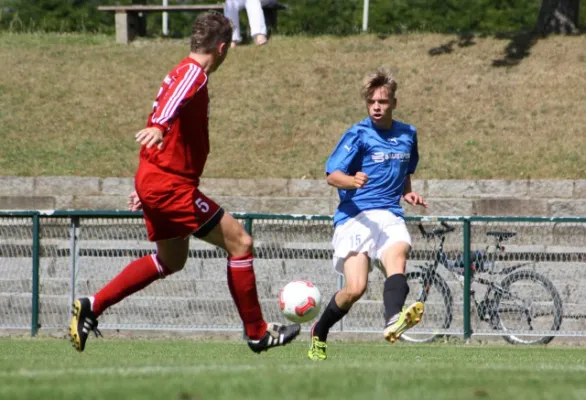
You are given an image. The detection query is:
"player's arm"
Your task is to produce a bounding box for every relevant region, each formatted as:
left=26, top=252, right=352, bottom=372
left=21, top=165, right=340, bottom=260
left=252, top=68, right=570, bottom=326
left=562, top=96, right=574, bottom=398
left=402, top=175, right=428, bottom=208
left=401, top=129, right=427, bottom=207
left=327, top=170, right=368, bottom=189
left=325, top=129, right=367, bottom=189
left=127, top=190, right=142, bottom=211
left=136, top=126, right=164, bottom=149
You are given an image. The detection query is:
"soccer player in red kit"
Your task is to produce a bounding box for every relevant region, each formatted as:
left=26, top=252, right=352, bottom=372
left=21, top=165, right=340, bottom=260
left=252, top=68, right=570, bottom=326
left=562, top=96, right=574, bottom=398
left=69, top=12, right=300, bottom=353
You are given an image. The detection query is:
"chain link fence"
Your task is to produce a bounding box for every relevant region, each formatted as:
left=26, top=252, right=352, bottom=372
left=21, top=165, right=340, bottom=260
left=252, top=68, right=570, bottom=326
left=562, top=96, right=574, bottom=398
left=1, top=211, right=585, bottom=343
left=0, top=214, right=34, bottom=329
left=402, top=218, right=586, bottom=344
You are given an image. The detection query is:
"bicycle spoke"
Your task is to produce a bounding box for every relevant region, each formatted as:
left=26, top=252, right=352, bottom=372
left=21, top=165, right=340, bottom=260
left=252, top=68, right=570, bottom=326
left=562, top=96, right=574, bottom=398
left=491, top=270, right=562, bottom=345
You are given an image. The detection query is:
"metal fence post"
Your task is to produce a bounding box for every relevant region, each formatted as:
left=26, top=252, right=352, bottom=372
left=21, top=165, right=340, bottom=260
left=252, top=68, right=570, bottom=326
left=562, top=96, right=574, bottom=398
left=31, top=213, right=40, bottom=337
left=463, top=218, right=472, bottom=343
left=242, top=217, right=254, bottom=339
left=244, top=217, right=253, bottom=237
left=337, top=274, right=344, bottom=332
left=69, top=216, right=80, bottom=320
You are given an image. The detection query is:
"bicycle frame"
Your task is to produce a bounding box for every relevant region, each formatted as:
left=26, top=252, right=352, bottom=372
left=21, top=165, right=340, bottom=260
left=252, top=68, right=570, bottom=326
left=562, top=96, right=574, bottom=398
left=417, top=224, right=536, bottom=324
left=401, top=222, right=563, bottom=344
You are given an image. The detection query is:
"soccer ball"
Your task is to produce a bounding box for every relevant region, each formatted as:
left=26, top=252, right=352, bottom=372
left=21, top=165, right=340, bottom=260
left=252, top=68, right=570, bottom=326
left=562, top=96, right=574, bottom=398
left=279, top=280, right=322, bottom=324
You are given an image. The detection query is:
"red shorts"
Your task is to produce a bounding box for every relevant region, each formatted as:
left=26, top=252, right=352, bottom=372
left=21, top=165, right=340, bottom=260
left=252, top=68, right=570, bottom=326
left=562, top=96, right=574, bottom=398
left=135, top=161, right=223, bottom=242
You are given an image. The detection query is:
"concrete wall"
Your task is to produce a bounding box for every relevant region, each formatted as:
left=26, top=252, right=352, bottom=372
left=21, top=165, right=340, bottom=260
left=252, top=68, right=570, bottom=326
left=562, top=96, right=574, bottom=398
left=0, top=176, right=585, bottom=216
left=1, top=176, right=585, bottom=334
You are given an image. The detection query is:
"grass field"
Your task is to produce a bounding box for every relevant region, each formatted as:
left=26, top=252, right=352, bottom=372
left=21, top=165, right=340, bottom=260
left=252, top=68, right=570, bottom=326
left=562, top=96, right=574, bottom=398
left=0, top=32, right=585, bottom=179
left=1, top=338, right=585, bottom=400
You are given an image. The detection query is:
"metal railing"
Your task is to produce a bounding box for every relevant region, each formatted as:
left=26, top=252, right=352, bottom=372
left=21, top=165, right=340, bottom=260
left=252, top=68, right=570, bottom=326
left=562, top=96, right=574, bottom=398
left=1, top=211, right=584, bottom=343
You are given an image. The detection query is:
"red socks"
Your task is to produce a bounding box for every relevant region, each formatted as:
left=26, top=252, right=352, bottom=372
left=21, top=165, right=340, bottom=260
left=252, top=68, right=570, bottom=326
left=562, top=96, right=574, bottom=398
left=92, top=255, right=171, bottom=317
left=226, top=253, right=267, bottom=340
left=92, top=252, right=267, bottom=341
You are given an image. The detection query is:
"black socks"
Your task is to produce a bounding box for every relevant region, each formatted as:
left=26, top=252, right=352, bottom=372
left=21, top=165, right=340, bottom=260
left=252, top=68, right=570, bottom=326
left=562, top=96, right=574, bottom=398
left=383, top=274, right=409, bottom=322
left=312, top=293, right=349, bottom=342
left=313, top=274, right=410, bottom=340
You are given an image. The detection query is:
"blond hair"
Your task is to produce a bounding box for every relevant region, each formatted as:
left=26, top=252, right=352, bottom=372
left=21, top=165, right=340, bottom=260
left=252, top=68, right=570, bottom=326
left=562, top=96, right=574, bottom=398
left=361, top=68, right=398, bottom=100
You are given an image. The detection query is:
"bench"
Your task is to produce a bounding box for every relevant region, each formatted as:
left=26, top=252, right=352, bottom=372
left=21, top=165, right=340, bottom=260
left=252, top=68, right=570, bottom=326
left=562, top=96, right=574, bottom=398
left=97, top=2, right=288, bottom=45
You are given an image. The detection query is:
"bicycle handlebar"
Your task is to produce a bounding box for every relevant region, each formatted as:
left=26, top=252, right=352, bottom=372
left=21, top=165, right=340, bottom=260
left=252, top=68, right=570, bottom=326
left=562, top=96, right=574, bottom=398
left=418, top=222, right=504, bottom=274
left=418, top=221, right=456, bottom=238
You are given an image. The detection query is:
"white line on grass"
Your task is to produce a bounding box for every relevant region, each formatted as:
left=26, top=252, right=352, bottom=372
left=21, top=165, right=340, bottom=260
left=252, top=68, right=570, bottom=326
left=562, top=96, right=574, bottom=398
left=0, top=364, right=257, bottom=379
left=1, top=362, right=586, bottom=379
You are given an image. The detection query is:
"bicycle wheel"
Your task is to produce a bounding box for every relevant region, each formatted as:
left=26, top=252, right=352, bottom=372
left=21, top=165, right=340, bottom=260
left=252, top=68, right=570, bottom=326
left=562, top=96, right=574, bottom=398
left=400, top=269, right=453, bottom=343
left=491, top=270, right=563, bottom=345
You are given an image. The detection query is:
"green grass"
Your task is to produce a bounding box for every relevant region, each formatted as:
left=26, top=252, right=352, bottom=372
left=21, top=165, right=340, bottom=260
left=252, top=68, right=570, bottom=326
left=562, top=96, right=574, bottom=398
left=1, top=338, right=585, bottom=399
left=1, top=32, right=585, bottom=179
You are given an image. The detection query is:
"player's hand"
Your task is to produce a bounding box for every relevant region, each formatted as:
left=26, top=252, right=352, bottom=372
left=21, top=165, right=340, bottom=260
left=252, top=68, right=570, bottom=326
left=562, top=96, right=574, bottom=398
left=403, top=192, right=428, bottom=208
left=127, top=190, right=142, bottom=211
left=135, top=127, right=164, bottom=149
left=353, top=172, right=369, bottom=189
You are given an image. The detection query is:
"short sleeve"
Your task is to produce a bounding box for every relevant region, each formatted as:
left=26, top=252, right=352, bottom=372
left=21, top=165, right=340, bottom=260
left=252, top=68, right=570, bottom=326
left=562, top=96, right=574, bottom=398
left=325, top=129, right=362, bottom=175
left=407, top=129, right=419, bottom=175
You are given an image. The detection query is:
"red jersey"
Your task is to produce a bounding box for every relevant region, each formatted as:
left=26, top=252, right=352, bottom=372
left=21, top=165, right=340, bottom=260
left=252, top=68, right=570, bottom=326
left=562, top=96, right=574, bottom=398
left=140, top=57, right=209, bottom=180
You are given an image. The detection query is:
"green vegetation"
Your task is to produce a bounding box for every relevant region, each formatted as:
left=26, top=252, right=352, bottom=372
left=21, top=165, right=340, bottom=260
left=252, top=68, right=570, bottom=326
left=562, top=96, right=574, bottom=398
left=2, top=0, right=586, bottom=35
left=1, top=338, right=585, bottom=400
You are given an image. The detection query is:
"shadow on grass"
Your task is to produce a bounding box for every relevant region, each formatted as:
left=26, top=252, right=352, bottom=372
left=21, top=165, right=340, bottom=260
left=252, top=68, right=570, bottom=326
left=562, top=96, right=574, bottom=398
left=428, top=30, right=585, bottom=67
left=428, top=33, right=477, bottom=56
left=491, top=31, right=538, bottom=67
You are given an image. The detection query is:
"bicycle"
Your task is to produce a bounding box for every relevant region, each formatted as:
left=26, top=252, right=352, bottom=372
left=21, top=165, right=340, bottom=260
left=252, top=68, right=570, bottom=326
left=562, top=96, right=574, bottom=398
left=394, top=222, right=563, bottom=345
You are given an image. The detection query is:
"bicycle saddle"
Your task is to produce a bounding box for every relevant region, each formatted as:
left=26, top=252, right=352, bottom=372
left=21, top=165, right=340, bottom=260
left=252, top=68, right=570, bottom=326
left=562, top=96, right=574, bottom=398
left=486, top=231, right=516, bottom=240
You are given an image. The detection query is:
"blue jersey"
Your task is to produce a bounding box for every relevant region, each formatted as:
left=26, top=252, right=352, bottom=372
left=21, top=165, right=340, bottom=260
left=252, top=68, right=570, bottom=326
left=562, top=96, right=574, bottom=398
left=325, top=117, right=419, bottom=227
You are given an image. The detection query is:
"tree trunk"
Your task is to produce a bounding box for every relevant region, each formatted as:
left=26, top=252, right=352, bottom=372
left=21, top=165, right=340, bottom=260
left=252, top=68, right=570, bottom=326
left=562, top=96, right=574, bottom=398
left=535, top=0, right=580, bottom=35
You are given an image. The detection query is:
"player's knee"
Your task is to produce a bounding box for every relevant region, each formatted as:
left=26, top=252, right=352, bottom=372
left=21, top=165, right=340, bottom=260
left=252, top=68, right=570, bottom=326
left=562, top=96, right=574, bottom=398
left=343, top=284, right=367, bottom=304
left=230, top=231, right=253, bottom=256
left=240, top=232, right=253, bottom=250
left=387, top=242, right=411, bottom=260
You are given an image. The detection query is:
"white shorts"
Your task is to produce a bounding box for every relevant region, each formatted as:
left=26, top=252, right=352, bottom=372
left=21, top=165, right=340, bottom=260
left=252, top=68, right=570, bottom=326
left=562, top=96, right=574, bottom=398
left=332, top=209, right=412, bottom=275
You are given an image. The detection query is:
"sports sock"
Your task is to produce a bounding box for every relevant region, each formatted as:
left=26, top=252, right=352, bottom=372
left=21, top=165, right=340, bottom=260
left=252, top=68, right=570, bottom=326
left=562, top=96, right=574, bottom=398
left=226, top=253, right=267, bottom=340
left=92, top=254, right=172, bottom=317
left=383, top=273, right=410, bottom=322
left=312, top=293, right=348, bottom=342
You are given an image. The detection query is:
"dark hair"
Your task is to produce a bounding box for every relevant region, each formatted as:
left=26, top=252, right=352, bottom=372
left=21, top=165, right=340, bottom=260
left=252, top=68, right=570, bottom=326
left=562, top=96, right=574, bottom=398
left=190, top=12, right=233, bottom=53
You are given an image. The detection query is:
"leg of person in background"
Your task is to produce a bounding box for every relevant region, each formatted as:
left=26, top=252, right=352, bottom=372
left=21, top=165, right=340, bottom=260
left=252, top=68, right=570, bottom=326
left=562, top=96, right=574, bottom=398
left=245, top=0, right=267, bottom=45
left=308, top=252, right=369, bottom=361
left=224, top=0, right=244, bottom=47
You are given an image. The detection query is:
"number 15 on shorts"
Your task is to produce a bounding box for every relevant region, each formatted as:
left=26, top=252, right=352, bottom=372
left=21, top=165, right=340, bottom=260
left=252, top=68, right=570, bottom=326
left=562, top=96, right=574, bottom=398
left=350, top=234, right=362, bottom=247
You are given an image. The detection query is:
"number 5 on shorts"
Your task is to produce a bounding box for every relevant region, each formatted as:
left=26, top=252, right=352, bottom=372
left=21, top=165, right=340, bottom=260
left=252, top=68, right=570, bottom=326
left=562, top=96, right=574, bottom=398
left=195, top=198, right=209, bottom=213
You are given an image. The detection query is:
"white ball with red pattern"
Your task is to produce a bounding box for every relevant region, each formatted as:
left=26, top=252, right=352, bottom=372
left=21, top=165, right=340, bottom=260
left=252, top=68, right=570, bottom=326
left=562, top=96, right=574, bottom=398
left=279, top=280, right=322, bottom=323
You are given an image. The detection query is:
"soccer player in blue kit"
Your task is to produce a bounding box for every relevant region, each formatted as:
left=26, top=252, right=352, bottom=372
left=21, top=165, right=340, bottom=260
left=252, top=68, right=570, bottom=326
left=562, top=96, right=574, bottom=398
left=308, top=68, right=429, bottom=361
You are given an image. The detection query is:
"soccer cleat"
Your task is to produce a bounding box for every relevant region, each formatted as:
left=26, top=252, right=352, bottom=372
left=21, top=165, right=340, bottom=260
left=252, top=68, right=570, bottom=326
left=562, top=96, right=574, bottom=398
left=383, top=302, right=424, bottom=343
left=247, top=322, right=301, bottom=353
left=307, top=336, right=327, bottom=361
left=69, top=297, right=102, bottom=352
